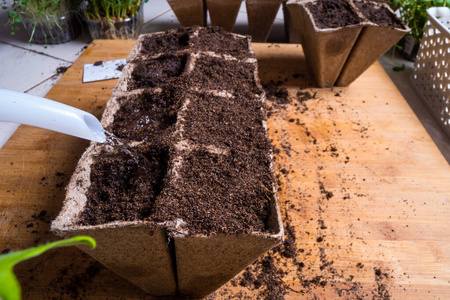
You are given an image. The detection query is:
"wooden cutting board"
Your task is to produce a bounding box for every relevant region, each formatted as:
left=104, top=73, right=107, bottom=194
left=0, top=40, right=448, bottom=299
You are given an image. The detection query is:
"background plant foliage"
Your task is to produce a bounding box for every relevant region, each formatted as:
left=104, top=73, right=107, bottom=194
left=2, top=0, right=83, bottom=35
left=391, top=0, right=449, bottom=43
left=84, top=0, right=148, bottom=22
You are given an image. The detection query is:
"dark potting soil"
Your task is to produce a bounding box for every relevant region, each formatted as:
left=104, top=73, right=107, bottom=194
left=263, top=80, right=290, bottom=104
left=107, top=88, right=184, bottom=143
left=182, top=91, right=268, bottom=152
left=191, top=26, right=252, bottom=60
left=355, top=1, right=404, bottom=29
left=140, top=27, right=192, bottom=56
left=307, top=0, right=362, bottom=29
left=127, top=54, right=187, bottom=90
left=239, top=254, right=288, bottom=298
left=79, top=146, right=168, bottom=225
left=56, top=66, right=69, bottom=74
left=188, top=55, right=260, bottom=96
left=116, top=64, right=125, bottom=72
left=152, top=148, right=274, bottom=235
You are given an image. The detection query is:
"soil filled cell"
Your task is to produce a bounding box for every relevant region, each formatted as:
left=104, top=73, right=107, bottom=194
left=355, top=1, right=404, bottom=29
left=189, top=55, right=260, bottom=95
left=191, top=26, right=252, bottom=59
left=128, top=55, right=187, bottom=90
left=108, top=89, right=183, bottom=142
left=79, top=146, right=169, bottom=225
left=306, top=0, right=362, bottom=29
left=140, top=28, right=192, bottom=56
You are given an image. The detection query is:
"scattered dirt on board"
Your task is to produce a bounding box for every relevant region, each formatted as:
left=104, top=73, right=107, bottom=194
left=48, top=261, right=102, bottom=299
left=209, top=82, right=392, bottom=299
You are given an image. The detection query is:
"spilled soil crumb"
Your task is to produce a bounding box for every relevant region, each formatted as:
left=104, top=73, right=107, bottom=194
left=116, top=64, right=125, bottom=71
left=50, top=261, right=102, bottom=299
left=263, top=80, right=290, bottom=105
left=263, top=81, right=317, bottom=116
left=56, top=66, right=68, bottom=74
left=373, top=268, right=392, bottom=299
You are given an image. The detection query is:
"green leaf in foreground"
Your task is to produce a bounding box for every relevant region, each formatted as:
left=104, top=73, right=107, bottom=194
left=0, top=236, right=96, bottom=300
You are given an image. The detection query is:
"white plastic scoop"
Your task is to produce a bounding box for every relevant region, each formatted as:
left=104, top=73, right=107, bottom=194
left=0, top=89, right=106, bottom=149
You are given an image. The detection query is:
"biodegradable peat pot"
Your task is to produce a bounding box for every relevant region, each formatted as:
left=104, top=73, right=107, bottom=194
left=336, top=0, right=409, bottom=86
left=52, top=26, right=283, bottom=298
left=206, top=0, right=242, bottom=31
left=282, top=0, right=300, bottom=43
left=167, top=0, right=206, bottom=26
left=246, top=0, right=284, bottom=42
left=287, top=0, right=364, bottom=87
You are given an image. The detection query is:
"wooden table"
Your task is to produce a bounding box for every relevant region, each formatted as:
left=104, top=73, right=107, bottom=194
left=1, top=41, right=449, bottom=299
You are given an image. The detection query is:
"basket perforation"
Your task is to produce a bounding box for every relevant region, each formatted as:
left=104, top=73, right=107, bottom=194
left=411, top=7, right=450, bottom=133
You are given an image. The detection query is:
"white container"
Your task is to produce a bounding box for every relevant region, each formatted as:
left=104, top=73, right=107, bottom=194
left=411, top=7, right=450, bottom=138
left=0, top=89, right=105, bottom=149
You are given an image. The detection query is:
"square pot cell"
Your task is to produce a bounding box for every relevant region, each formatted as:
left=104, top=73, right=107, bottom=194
left=115, top=54, right=189, bottom=91
left=190, top=27, right=253, bottom=60
left=187, top=54, right=262, bottom=95
left=127, top=27, right=195, bottom=62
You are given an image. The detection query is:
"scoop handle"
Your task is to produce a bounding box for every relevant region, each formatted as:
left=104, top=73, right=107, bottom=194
left=0, top=89, right=105, bottom=148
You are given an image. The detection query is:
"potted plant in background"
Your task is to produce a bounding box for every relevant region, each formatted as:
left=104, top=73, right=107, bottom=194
left=391, top=0, right=449, bottom=60
left=3, top=0, right=83, bottom=44
left=83, top=0, right=148, bottom=39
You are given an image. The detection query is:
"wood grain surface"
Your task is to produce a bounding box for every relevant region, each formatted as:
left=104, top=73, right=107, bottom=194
left=0, top=40, right=448, bottom=299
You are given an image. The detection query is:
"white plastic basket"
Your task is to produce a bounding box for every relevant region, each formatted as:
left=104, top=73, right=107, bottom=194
left=411, top=7, right=450, bottom=138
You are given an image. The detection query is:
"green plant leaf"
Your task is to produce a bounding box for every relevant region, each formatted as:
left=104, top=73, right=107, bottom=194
left=0, top=268, right=21, bottom=300
left=394, top=43, right=404, bottom=51
left=0, top=236, right=96, bottom=300
left=393, top=64, right=406, bottom=72
left=391, top=0, right=399, bottom=8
